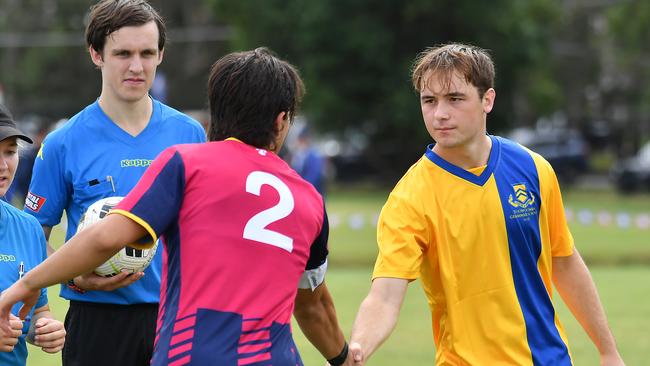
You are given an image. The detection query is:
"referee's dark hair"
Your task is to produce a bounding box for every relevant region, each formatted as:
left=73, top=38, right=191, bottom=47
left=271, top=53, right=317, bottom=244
left=207, top=47, right=305, bottom=151
left=85, top=0, right=166, bottom=54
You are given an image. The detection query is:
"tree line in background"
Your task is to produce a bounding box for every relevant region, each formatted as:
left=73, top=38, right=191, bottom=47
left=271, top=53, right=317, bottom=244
left=0, top=0, right=648, bottom=181
left=0, top=0, right=226, bottom=117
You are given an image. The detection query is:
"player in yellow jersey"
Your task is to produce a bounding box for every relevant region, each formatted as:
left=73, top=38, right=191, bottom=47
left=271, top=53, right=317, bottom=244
left=348, top=43, right=625, bottom=365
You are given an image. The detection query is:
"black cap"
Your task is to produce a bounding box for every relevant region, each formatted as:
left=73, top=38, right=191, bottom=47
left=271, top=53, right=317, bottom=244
left=0, top=104, right=33, bottom=144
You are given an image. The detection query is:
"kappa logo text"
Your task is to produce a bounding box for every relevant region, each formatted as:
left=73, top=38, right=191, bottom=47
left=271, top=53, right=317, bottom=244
left=0, top=254, right=17, bottom=262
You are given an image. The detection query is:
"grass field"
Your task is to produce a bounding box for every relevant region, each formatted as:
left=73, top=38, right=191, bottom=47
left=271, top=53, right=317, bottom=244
left=292, top=266, right=650, bottom=365
left=26, top=188, right=650, bottom=365
left=26, top=267, right=650, bottom=365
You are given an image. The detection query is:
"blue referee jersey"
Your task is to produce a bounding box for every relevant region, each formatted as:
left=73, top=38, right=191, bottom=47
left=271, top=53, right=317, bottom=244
left=24, top=99, right=206, bottom=304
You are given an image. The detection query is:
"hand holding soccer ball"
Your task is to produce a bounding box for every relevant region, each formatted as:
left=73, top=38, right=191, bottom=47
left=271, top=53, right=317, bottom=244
left=77, top=197, right=158, bottom=278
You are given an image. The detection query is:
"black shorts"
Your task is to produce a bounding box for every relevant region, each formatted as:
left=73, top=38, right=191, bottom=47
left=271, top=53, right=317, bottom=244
left=62, top=300, right=158, bottom=366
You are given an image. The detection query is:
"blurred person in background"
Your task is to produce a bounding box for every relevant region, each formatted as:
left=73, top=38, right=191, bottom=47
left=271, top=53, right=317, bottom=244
left=21, top=1, right=205, bottom=365
left=291, top=126, right=326, bottom=196
left=150, top=70, right=167, bottom=103
left=0, top=47, right=352, bottom=366
left=0, top=104, right=66, bottom=365
left=349, top=43, right=624, bottom=365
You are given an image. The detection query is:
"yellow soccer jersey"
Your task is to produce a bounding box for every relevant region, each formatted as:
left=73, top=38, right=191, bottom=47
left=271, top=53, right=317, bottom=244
left=373, top=136, right=574, bottom=365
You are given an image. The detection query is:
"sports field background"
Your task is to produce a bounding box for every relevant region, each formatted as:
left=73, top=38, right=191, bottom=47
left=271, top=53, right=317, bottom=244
left=27, top=188, right=650, bottom=365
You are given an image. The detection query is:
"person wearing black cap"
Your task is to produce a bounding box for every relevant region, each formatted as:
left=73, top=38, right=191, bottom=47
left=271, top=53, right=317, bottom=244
left=0, top=104, right=33, bottom=145
left=4, top=120, right=49, bottom=207
left=0, top=104, right=66, bottom=365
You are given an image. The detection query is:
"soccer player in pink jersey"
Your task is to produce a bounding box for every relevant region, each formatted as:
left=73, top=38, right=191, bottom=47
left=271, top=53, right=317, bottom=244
left=0, top=48, right=353, bottom=366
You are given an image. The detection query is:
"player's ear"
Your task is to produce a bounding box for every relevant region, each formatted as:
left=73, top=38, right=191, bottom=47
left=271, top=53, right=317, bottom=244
left=157, top=48, right=164, bottom=65
left=89, top=46, right=103, bottom=68
left=482, top=88, right=496, bottom=114
left=270, top=111, right=290, bottom=153
left=275, top=111, right=289, bottom=132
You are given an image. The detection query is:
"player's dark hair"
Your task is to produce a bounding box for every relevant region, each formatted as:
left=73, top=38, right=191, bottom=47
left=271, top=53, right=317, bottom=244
left=207, top=47, right=305, bottom=149
left=412, top=43, right=495, bottom=98
left=85, top=0, right=166, bottom=53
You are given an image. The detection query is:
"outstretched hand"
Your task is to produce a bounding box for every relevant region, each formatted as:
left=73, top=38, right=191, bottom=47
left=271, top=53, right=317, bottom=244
left=73, top=270, right=144, bottom=292
left=349, top=342, right=364, bottom=365
left=325, top=343, right=363, bottom=366
left=325, top=342, right=363, bottom=366
left=0, top=281, right=40, bottom=337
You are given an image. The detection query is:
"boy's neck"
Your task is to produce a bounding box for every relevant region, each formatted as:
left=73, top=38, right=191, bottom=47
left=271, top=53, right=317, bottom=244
left=97, top=93, right=153, bottom=137
left=433, top=134, right=492, bottom=170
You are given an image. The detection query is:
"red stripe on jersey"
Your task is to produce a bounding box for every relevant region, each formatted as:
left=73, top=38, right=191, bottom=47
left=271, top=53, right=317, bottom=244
left=168, top=342, right=192, bottom=359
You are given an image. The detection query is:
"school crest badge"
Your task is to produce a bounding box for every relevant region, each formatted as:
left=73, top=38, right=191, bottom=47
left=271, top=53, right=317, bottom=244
left=508, top=183, right=535, bottom=209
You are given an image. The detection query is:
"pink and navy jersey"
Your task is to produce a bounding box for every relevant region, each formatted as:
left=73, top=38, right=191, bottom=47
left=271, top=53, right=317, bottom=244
left=112, top=139, right=328, bottom=366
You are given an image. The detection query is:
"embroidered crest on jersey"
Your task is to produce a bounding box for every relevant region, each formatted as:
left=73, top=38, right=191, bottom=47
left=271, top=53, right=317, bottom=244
left=507, top=183, right=538, bottom=220
left=25, top=192, right=47, bottom=212
left=508, top=183, right=535, bottom=208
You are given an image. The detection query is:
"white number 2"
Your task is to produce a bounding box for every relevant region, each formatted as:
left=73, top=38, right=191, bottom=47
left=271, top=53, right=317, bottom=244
left=243, top=171, right=295, bottom=252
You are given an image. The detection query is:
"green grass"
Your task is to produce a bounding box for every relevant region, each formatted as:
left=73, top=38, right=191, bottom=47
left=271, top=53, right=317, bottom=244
left=326, top=189, right=387, bottom=267
left=562, top=189, right=650, bottom=213
left=554, top=267, right=650, bottom=366
left=28, top=267, right=650, bottom=365
left=25, top=188, right=650, bottom=365
left=293, top=267, right=650, bottom=365
left=562, top=189, right=650, bottom=264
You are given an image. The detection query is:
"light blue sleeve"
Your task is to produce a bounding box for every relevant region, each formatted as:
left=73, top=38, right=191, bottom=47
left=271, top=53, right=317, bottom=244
left=192, top=120, right=207, bottom=143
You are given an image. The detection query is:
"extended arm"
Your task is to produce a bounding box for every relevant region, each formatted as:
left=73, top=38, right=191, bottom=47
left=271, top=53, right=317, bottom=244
left=0, top=214, right=147, bottom=329
left=293, top=282, right=351, bottom=365
left=553, top=250, right=624, bottom=366
left=29, top=214, right=146, bottom=289
left=349, top=277, right=409, bottom=365
left=42, top=222, right=143, bottom=291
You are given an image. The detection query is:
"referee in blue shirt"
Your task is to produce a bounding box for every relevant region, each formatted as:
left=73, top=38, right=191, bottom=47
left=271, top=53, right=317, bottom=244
left=22, top=2, right=205, bottom=365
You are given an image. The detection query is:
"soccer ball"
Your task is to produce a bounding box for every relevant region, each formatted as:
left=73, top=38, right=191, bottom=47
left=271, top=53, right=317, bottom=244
left=77, top=196, right=158, bottom=277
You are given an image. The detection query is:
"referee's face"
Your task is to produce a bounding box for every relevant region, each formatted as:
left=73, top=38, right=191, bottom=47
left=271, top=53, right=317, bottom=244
left=0, top=137, right=18, bottom=197
left=91, top=21, right=164, bottom=105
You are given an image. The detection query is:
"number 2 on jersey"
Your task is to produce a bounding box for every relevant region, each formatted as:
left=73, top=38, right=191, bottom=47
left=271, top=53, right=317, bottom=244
left=243, top=171, right=295, bottom=252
